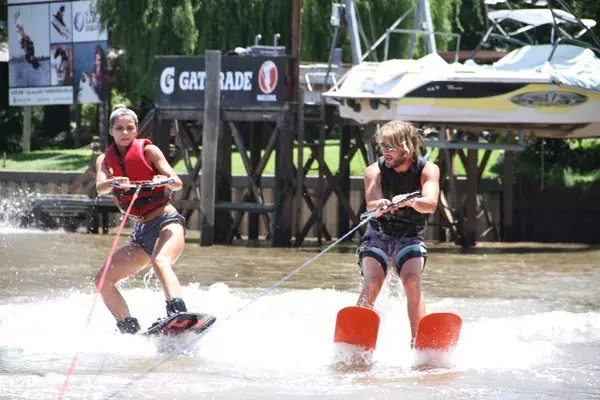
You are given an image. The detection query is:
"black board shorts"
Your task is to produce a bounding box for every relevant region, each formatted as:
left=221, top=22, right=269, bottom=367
left=356, top=225, right=427, bottom=275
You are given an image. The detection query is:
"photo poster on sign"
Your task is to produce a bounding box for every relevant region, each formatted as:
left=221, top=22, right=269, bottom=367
left=8, top=0, right=109, bottom=106
left=73, top=41, right=109, bottom=103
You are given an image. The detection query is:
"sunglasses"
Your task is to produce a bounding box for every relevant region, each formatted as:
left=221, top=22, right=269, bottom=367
left=377, top=143, right=396, bottom=152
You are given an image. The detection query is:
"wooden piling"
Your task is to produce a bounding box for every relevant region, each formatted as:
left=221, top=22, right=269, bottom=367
left=503, top=150, right=514, bottom=241
left=465, top=149, right=478, bottom=248
left=200, top=50, right=222, bottom=246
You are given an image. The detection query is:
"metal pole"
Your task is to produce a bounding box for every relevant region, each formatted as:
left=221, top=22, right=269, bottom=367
left=419, top=0, right=437, bottom=54
left=344, top=0, right=363, bottom=64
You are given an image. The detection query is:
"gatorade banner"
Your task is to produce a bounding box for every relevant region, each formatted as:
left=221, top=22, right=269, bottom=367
left=156, top=55, right=288, bottom=108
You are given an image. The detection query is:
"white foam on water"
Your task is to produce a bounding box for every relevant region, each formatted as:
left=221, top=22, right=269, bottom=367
left=1, top=282, right=599, bottom=375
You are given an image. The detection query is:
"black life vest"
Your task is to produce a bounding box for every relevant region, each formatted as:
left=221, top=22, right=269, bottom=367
left=368, top=156, right=428, bottom=237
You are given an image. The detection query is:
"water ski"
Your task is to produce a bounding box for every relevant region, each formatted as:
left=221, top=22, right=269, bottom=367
left=413, top=312, right=462, bottom=351
left=333, top=306, right=380, bottom=351
left=141, top=312, right=216, bottom=337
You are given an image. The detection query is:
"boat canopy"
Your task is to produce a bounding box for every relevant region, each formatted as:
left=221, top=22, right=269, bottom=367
left=488, top=9, right=596, bottom=31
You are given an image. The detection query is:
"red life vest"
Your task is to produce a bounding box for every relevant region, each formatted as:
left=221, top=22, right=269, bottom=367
left=102, top=138, right=171, bottom=217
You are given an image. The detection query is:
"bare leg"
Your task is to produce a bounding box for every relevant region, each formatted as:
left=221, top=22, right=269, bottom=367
left=150, top=223, right=185, bottom=300
left=95, top=243, right=150, bottom=320
left=356, top=257, right=387, bottom=308
left=399, top=257, right=426, bottom=340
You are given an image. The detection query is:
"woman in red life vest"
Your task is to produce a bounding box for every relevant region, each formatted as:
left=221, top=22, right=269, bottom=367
left=95, top=104, right=187, bottom=334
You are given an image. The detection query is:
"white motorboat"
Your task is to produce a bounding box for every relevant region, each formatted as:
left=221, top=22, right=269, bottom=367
left=323, top=0, right=600, bottom=138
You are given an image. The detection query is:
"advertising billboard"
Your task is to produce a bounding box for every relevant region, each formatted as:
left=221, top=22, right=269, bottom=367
left=8, top=0, right=109, bottom=106
left=156, top=55, right=288, bottom=108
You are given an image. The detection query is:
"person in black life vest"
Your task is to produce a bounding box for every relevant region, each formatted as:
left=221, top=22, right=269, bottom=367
left=16, top=19, right=39, bottom=69
left=95, top=104, right=188, bottom=334
left=356, top=120, right=440, bottom=347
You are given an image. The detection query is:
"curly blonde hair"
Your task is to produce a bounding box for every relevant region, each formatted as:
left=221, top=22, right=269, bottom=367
left=375, top=121, right=424, bottom=162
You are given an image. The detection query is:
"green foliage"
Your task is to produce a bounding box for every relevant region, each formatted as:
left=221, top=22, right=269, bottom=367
left=95, top=0, right=201, bottom=104
left=0, top=106, right=46, bottom=153
left=95, top=0, right=465, bottom=101
left=0, top=107, right=24, bottom=153
left=449, top=0, right=485, bottom=51
left=491, top=139, right=600, bottom=186
left=110, top=87, right=133, bottom=109
left=80, top=103, right=99, bottom=139
left=450, top=0, right=600, bottom=51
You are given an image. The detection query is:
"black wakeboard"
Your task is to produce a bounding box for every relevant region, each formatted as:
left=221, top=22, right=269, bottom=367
left=141, top=312, right=216, bottom=337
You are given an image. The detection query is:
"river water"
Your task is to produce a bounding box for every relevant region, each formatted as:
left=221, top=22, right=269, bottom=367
left=0, top=224, right=599, bottom=400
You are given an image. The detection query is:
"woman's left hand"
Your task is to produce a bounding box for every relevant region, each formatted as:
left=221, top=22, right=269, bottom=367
left=153, top=175, right=169, bottom=182
left=152, top=175, right=173, bottom=188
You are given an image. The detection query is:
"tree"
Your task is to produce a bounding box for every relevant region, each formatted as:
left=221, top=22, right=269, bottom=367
left=95, top=0, right=199, bottom=105
left=450, top=0, right=600, bottom=51
left=95, top=0, right=463, bottom=103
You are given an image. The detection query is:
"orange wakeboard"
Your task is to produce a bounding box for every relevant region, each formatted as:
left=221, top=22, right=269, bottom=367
left=333, top=306, right=380, bottom=351
left=413, top=312, right=462, bottom=351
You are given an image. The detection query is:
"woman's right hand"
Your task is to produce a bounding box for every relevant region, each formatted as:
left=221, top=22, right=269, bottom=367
left=111, top=176, right=130, bottom=187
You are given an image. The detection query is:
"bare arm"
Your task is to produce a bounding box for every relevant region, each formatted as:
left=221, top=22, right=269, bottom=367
left=413, top=161, right=440, bottom=214
left=144, top=145, right=183, bottom=191
left=95, top=154, right=129, bottom=195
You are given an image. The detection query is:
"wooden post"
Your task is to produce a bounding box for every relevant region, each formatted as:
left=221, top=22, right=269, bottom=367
left=338, top=124, right=351, bottom=239
left=502, top=150, right=514, bottom=242
left=215, top=120, right=233, bottom=243
left=271, top=111, right=294, bottom=247
left=316, top=100, right=326, bottom=244
left=248, top=122, right=261, bottom=240
left=291, top=0, right=302, bottom=101
left=152, top=109, right=170, bottom=156
left=465, top=149, right=478, bottom=248
left=294, top=93, right=305, bottom=243
left=22, top=106, right=31, bottom=153
left=74, top=104, right=82, bottom=148
left=200, top=50, right=221, bottom=246
left=87, top=206, right=99, bottom=234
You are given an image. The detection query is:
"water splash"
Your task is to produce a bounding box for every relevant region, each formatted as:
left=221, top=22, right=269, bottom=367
left=0, top=187, right=40, bottom=229
left=331, top=342, right=375, bottom=367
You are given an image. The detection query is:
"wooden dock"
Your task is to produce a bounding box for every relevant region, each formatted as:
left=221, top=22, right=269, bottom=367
left=21, top=194, right=119, bottom=233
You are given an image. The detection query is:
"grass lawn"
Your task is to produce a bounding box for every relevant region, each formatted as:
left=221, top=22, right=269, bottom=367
left=1, top=143, right=502, bottom=178
left=1, top=149, right=93, bottom=171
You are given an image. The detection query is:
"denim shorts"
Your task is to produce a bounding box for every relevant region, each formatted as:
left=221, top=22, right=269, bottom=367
left=129, top=211, right=186, bottom=256
left=356, top=225, right=427, bottom=275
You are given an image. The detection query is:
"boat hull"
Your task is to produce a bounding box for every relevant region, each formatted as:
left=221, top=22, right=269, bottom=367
left=334, top=82, right=600, bottom=138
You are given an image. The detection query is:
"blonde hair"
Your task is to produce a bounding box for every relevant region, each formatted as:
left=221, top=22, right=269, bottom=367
left=375, top=121, right=424, bottom=162
left=109, top=104, right=138, bottom=129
